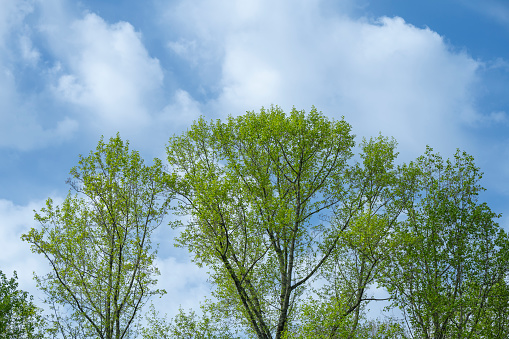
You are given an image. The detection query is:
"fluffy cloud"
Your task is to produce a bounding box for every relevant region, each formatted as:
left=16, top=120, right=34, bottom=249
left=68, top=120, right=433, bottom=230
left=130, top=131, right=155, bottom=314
left=0, top=0, right=194, bottom=152
left=50, top=13, right=164, bottom=131
left=0, top=0, right=33, bottom=47
left=18, top=34, right=41, bottom=66
left=0, top=68, right=77, bottom=150
left=164, top=0, right=481, bottom=158
left=0, top=198, right=53, bottom=305
left=0, top=0, right=78, bottom=150
left=157, top=89, right=202, bottom=129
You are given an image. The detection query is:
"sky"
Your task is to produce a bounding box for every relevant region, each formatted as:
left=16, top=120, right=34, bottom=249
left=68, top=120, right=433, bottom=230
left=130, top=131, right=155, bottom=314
left=1, top=0, right=509, bottom=329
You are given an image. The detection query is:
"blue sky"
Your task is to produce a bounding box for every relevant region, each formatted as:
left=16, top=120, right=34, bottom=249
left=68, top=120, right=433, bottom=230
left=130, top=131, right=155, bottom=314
left=1, top=0, right=509, bottom=325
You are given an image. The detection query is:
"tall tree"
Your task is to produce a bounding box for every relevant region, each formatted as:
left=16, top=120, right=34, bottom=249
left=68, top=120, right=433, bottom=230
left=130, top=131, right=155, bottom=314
left=22, top=134, right=168, bottom=339
left=164, top=106, right=409, bottom=339
left=0, top=270, right=48, bottom=339
left=378, top=147, right=509, bottom=339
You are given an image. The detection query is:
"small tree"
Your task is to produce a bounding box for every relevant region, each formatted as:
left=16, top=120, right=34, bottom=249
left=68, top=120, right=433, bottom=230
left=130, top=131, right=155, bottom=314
left=0, top=270, right=47, bottom=339
left=22, top=134, right=168, bottom=339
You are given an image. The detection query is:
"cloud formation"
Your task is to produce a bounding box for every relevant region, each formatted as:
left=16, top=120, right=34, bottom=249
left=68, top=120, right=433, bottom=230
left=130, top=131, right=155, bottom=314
left=164, top=0, right=481, bottom=157
left=51, top=13, right=164, bottom=131
left=0, top=69, right=78, bottom=150
left=0, top=0, right=78, bottom=150
left=0, top=198, right=53, bottom=303
left=1, top=0, right=483, bottom=157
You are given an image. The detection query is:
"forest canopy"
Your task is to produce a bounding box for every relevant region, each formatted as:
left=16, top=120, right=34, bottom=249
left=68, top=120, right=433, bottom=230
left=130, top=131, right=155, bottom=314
left=15, top=106, right=509, bottom=339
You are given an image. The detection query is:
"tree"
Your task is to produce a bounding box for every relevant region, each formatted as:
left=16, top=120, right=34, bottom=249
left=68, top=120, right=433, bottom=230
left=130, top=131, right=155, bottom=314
left=378, top=147, right=509, bottom=338
left=22, top=134, right=168, bottom=339
left=164, top=106, right=412, bottom=339
left=0, top=270, right=47, bottom=339
left=285, top=137, right=415, bottom=339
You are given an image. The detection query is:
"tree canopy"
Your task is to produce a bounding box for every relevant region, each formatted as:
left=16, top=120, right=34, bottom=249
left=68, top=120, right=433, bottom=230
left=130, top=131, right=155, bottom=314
left=15, top=106, right=509, bottom=339
left=378, top=147, right=509, bottom=338
left=22, top=134, right=168, bottom=339
left=164, top=106, right=418, bottom=338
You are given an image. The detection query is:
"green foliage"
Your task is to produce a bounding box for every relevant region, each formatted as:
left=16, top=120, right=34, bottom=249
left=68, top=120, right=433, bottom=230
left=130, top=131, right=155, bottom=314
left=354, top=317, right=408, bottom=339
left=476, top=278, right=509, bottom=338
left=164, top=106, right=420, bottom=339
left=285, top=136, right=416, bottom=339
left=141, top=303, right=240, bottom=339
left=289, top=214, right=389, bottom=338
left=15, top=106, right=508, bottom=338
left=21, top=134, right=169, bottom=339
left=0, top=270, right=47, bottom=339
left=379, top=147, right=509, bottom=338
left=166, top=106, right=359, bottom=338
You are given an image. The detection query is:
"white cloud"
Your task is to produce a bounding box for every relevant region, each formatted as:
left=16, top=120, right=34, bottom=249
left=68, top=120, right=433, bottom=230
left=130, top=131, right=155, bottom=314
left=163, top=0, right=481, bottom=158
left=474, top=110, right=508, bottom=125
left=0, top=0, right=80, bottom=151
left=0, top=0, right=204, bottom=154
left=0, top=67, right=79, bottom=150
left=168, top=39, right=200, bottom=66
left=158, top=89, right=202, bottom=127
left=50, top=13, right=164, bottom=131
left=489, top=57, right=509, bottom=71
left=19, top=34, right=40, bottom=66
left=0, top=0, right=33, bottom=48
left=0, top=198, right=54, bottom=306
left=151, top=256, right=211, bottom=318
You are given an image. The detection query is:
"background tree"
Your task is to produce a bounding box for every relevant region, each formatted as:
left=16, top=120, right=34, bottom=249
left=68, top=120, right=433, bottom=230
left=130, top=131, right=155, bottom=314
left=22, top=134, right=168, bottom=339
left=378, top=147, right=509, bottom=338
left=290, top=213, right=395, bottom=339
left=165, top=107, right=412, bottom=339
left=287, top=137, right=416, bottom=338
left=0, top=270, right=48, bottom=339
